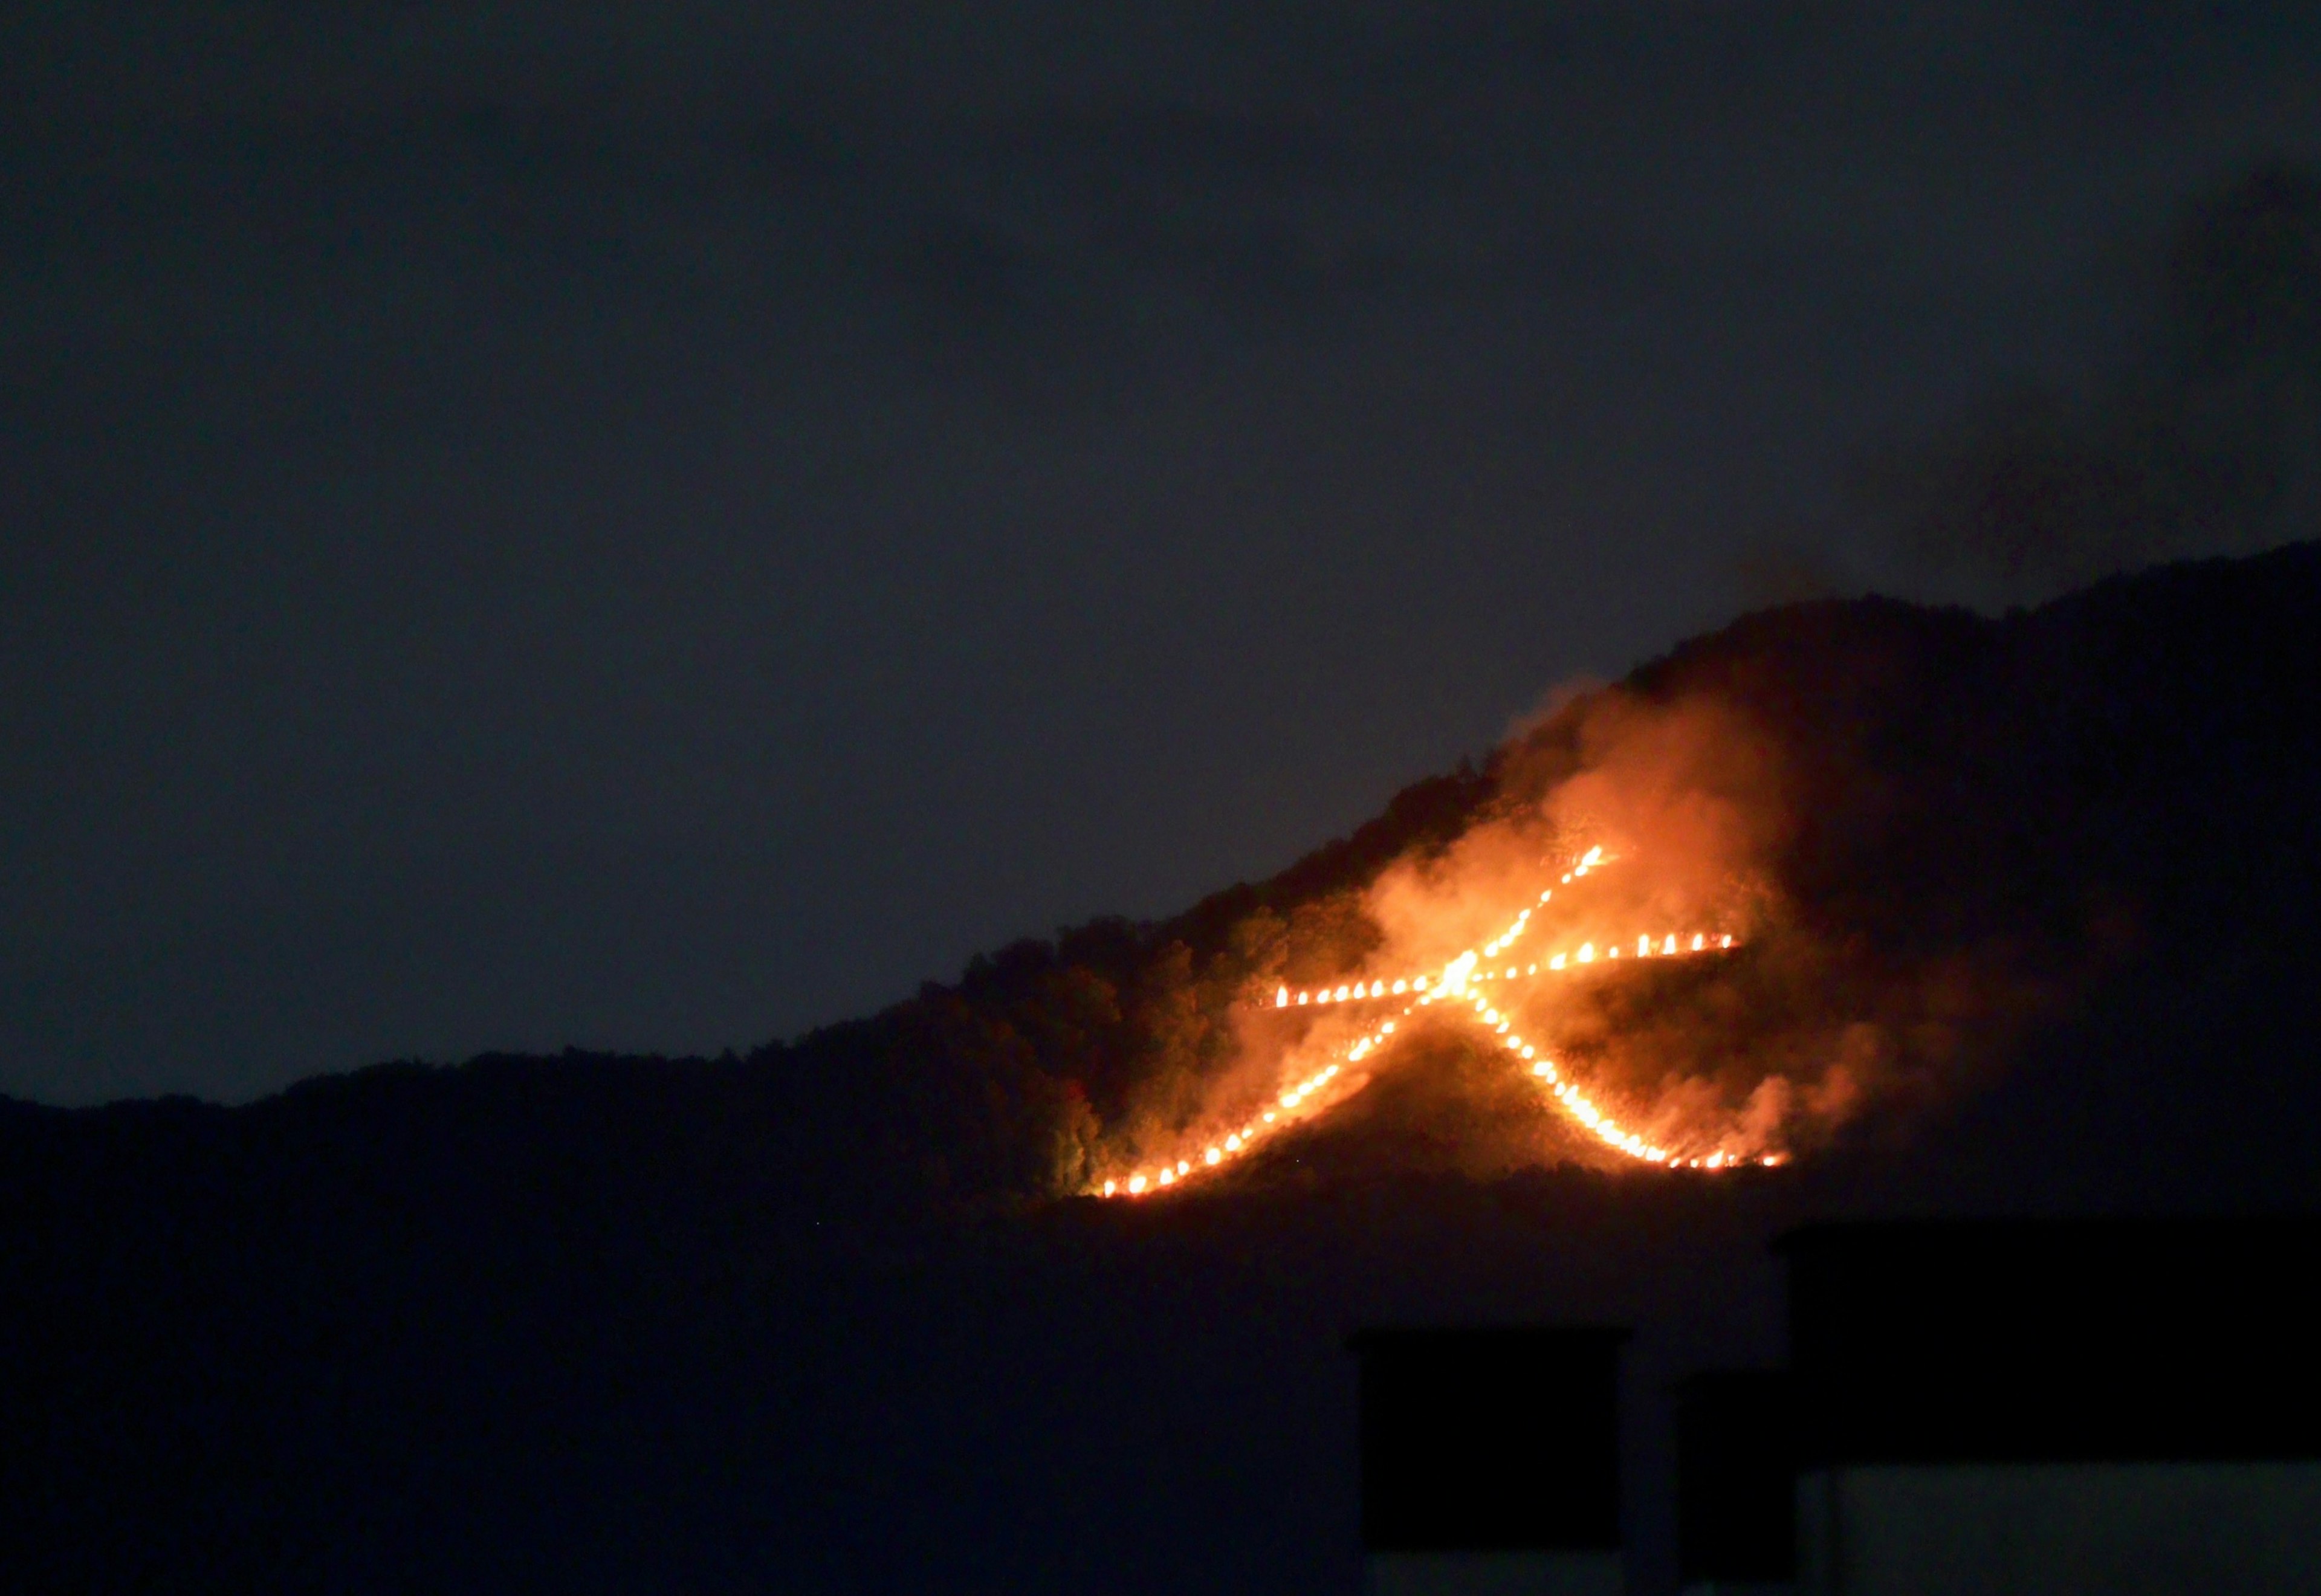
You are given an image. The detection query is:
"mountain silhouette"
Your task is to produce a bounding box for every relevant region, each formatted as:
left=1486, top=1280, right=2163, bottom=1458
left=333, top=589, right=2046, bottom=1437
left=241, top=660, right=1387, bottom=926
left=5, top=541, right=2320, bottom=1594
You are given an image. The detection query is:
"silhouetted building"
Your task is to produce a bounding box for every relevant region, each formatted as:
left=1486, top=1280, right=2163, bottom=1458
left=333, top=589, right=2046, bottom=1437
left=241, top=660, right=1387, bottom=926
left=1779, top=1218, right=2321, bottom=1595
left=1675, top=1370, right=1796, bottom=1596
left=1350, top=1326, right=1628, bottom=1596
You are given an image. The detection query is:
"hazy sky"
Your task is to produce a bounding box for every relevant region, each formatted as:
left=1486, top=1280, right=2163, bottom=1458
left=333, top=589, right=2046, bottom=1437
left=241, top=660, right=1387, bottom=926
left=8, top=2, right=2321, bottom=1102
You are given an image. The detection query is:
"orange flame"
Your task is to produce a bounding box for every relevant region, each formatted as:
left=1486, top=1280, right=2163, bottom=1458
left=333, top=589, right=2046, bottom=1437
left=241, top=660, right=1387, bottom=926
left=1095, top=846, right=1777, bottom=1197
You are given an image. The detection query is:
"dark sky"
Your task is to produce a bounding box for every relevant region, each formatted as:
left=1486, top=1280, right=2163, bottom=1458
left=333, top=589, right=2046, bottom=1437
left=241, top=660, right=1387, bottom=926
left=7, top=3, right=2319, bottom=1103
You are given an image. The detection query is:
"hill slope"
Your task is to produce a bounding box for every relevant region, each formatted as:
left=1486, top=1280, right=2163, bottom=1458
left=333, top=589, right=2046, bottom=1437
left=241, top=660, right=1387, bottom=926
left=5, top=543, right=2321, bottom=1594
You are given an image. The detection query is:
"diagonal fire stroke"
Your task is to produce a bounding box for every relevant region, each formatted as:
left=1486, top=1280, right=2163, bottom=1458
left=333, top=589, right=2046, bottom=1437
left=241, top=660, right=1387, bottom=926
left=1094, top=848, right=1778, bottom=1198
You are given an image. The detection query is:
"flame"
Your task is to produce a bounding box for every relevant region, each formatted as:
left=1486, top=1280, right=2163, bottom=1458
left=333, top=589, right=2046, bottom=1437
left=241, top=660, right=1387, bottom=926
left=1095, top=845, right=1777, bottom=1197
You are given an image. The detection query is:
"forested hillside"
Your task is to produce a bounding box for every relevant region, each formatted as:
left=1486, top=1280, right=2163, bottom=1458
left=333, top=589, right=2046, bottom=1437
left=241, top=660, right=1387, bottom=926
left=7, top=541, right=2321, bottom=1594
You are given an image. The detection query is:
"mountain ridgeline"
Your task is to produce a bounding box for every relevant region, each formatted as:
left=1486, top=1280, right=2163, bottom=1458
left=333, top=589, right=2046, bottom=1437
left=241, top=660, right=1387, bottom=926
left=6, top=544, right=2321, bottom=1595
left=10, top=542, right=2321, bottom=1215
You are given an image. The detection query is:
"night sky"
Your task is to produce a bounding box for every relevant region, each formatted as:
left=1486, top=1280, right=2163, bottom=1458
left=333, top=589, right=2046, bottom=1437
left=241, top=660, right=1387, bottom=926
left=7, top=4, right=2319, bottom=1103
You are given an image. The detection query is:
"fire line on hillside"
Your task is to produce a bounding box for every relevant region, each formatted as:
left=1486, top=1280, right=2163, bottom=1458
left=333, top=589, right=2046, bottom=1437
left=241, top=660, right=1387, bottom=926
left=1093, top=847, right=1776, bottom=1198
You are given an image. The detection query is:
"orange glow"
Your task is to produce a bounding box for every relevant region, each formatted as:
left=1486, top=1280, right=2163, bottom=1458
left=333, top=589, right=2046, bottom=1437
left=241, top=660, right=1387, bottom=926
left=1092, top=845, right=1778, bottom=1196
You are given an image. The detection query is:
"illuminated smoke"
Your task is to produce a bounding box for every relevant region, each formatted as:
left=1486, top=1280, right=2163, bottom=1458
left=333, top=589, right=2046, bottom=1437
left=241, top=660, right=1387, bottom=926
left=1094, top=833, right=1767, bottom=1195
left=1090, top=665, right=2069, bottom=1198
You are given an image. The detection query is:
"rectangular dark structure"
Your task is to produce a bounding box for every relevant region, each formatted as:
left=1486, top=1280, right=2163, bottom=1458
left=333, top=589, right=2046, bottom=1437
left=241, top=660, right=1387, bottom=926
left=1675, top=1370, right=1796, bottom=1586
left=1776, top=1218, right=2321, bottom=1595
left=1779, top=1218, right=2321, bottom=1465
left=1350, top=1326, right=1628, bottom=1553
